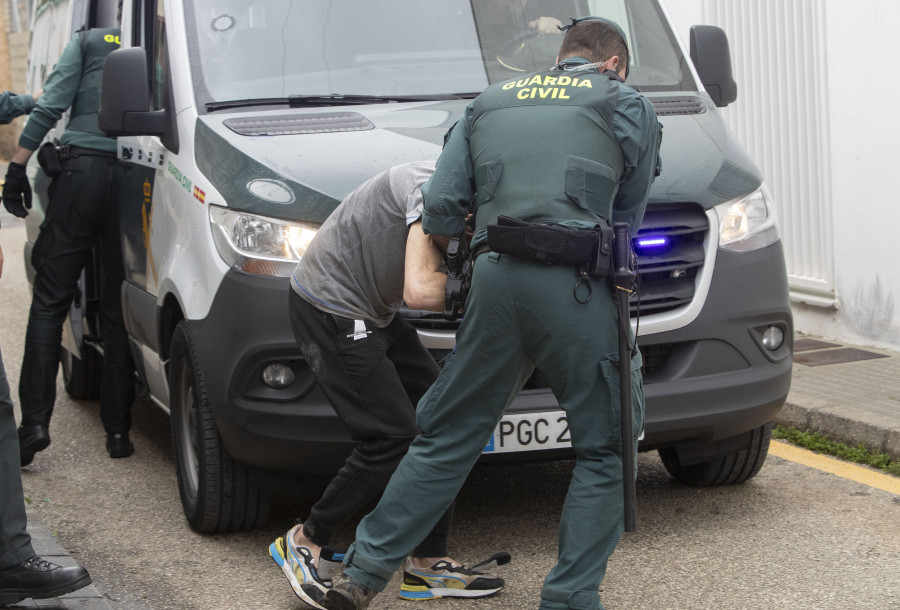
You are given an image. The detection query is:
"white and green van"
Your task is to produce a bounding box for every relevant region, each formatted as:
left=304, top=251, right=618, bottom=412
left=24, top=0, right=792, bottom=532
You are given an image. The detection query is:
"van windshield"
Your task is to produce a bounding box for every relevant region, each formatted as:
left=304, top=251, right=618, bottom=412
left=185, top=0, right=695, bottom=112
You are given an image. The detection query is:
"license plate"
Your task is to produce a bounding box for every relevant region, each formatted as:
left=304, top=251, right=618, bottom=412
left=483, top=412, right=571, bottom=454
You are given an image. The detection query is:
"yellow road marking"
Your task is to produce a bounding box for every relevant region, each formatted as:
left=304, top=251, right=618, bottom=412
left=769, top=440, right=900, bottom=495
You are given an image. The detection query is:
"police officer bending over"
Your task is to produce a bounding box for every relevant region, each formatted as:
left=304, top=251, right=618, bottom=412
left=2, top=10, right=136, bottom=463
left=321, top=17, right=662, bottom=610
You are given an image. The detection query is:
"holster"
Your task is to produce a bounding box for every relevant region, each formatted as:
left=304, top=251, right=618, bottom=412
left=487, top=215, right=613, bottom=277
left=37, top=141, right=62, bottom=178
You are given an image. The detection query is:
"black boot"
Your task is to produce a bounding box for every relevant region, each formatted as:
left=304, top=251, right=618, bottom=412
left=0, top=556, right=91, bottom=605
left=106, top=432, right=134, bottom=458
left=18, top=425, right=50, bottom=467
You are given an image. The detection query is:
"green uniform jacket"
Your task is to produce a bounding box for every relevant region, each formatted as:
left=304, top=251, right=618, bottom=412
left=0, top=92, right=35, bottom=125
left=19, top=28, right=120, bottom=153
left=422, top=58, right=661, bottom=249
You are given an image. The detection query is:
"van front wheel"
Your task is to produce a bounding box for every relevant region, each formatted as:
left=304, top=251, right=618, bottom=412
left=168, top=321, right=270, bottom=532
left=658, top=422, right=773, bottom=486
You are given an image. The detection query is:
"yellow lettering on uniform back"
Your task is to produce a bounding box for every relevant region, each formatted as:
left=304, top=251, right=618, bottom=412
left=543, top=76, right=557, bottom=86
left=528, top=75, right=543, bottom=86
left=503, top=82, right=516, bottom=90
left=538, top=88, right=552, bottom=99
left=559, top=89, right=570, bottom=99
left=517, top=89, right=530, bottom=99
left=557, top=76, right=571, bottom=86
left=578, top=80, right=593, bottom=87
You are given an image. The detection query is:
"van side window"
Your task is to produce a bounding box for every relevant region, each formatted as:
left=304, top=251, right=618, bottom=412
left=151, top=1, right=169, bottom=111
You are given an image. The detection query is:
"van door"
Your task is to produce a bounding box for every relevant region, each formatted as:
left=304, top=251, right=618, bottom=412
left=116, top=0, right=177, bottom=405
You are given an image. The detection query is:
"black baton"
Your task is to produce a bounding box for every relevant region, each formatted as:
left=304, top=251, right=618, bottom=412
left=613, top=222, right=637, bottom=532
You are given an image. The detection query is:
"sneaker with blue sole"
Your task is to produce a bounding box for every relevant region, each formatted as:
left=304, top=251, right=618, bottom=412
left=269, top=524, right=339, bottom=609
left=399, top=553, right=509, bottom=600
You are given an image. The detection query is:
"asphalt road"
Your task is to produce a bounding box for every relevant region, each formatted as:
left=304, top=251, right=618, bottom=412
left=2, top=217, right=899, bottom=610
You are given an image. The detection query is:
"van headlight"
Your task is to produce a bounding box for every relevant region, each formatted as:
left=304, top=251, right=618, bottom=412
left=715, top=187, right=780, bottom=252
left=209, top=205, right=318, bottom=277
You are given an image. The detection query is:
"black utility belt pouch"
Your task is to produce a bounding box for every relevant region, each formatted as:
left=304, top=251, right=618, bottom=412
left=487, top=215, right=613, bottom=276
left=37, top=141, right=62, bottom=178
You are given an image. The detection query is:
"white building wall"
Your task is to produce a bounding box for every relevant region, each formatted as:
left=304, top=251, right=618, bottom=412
left=663, top=0, right=900, bottom=351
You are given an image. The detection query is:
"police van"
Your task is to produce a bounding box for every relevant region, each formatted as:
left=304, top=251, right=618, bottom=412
left=23, top=0, right=792, bottom=532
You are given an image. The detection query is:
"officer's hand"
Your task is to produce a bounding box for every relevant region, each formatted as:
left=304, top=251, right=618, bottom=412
left=2, top=162, right=32, bottom=218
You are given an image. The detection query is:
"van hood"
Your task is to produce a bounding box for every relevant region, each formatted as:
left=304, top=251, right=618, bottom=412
left=647, top=94, right=762, bottom=208
left=195, top=94, right=762, bottom=224
left=195, top=101, right=462, bottom=224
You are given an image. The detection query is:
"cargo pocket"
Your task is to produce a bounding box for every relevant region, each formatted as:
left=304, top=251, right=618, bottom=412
left=565, top=156, right=619, bottom=221
left=599, top=349, right=645, bottom=446
left=474, top=159, right=502, bottom=205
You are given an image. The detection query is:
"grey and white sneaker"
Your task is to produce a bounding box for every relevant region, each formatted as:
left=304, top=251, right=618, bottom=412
left=268, top=524, right=333, bottom=608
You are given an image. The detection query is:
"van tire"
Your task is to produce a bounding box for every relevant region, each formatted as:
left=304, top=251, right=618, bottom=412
left=61, top=345, right=102, bottom=400
left=169, top=321, right=270, bottom=532
left=658, top=422, right=773, bottom=486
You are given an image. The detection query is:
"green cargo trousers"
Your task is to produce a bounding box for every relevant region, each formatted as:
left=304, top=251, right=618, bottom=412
left=344, top=252, right=644, bottom=610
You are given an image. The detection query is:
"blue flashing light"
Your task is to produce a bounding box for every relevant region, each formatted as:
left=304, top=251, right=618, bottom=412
left=636, top=236, right=669, bottom=250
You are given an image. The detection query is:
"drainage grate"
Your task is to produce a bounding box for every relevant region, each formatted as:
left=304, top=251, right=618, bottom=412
left=794, top=338, right=840, bottom=352
left=794, top=347, right=888, bottom=367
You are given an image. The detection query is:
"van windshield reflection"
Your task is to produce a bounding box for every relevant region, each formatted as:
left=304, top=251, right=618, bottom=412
left=184, top=0, right=693, bottom=113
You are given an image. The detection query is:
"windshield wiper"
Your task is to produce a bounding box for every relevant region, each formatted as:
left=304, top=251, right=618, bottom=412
left=205, top=92, right=481, bottom=112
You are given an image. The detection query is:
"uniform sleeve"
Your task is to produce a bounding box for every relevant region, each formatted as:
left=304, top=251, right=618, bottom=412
left=611, top=90, right=662, bottom=232
left=18, top=34, right=85, bottom=150
left=420, top=103, right=476, bottom=237
left=0, top=92, right=35, bottom=125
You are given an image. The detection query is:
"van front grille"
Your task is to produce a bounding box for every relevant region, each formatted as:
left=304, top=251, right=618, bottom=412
left=632, top=202, right=708, bottom=316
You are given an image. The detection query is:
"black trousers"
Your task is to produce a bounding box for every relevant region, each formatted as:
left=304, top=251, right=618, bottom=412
left=288, top=289, right=452, bottom=557
left=18, top=154, right=134, bottom=436
left=1, top=345, right=35, bottom=569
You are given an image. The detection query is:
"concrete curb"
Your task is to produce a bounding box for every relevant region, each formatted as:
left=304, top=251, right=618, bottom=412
left=776, top=391, right=900, bottom=461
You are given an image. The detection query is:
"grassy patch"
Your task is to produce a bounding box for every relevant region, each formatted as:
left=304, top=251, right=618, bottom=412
left=773, top=425, right=900, bottom=477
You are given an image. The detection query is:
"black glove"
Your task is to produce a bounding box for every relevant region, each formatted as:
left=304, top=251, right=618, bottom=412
left=2, top=162, right=32, bottom=218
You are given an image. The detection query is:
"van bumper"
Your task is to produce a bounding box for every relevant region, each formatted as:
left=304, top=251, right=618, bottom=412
left=186, top=270, right=357, bottom=474
left=637, top=241, right=793, bottom=451
left=189, top=241, right=791, bottom=472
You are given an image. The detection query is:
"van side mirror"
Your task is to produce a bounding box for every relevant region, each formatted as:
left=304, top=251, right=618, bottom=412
left=689, top=25, right=738, bottom=107
left=99, top=47, right=178, bottom=151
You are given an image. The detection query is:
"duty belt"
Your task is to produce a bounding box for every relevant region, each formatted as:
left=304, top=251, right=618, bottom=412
left=486, top=215, right=613, bottom=278
left=58, top=145, right=117, bottom=161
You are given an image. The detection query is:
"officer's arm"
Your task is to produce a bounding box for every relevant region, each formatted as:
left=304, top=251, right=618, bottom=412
left=18, top=34, right=84, bottom=152
left=403, top=221, right=448, bottom=312
left=0, top=91, right=35, bottom=125
left=421, top=106, right=475, bottom=237
left=611, top=93, right=662, bottom=232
